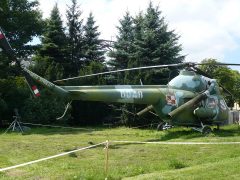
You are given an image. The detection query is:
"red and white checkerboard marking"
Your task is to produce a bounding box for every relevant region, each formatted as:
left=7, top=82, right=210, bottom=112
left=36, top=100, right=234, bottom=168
left=166, top=93, right=177, bottom=105
left=0, top=32, right=4, bottom=40
left=31, top=86, right=40, bottom=97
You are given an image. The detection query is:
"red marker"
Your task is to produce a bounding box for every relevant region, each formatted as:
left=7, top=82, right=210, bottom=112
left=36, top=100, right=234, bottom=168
left=31, top=85, right=40, bottom=97
left=0, top=32, right=4, bottom=40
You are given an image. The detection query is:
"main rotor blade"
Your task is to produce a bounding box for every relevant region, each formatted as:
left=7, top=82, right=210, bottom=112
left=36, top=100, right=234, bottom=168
left=192, top=66, right=233, bottom=97
left=54, top=62, right=187, bottom=83
left=196, top=63, right=240, bottom=66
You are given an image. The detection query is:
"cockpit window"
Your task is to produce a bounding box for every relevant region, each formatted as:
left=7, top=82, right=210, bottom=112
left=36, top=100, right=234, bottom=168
left=168, top=71, right=206, bottom=92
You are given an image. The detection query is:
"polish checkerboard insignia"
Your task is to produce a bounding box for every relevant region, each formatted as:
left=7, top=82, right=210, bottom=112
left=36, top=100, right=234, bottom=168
left=220, top=99, right=227, bottom=110
left=166, top=93, right=177, bottom=106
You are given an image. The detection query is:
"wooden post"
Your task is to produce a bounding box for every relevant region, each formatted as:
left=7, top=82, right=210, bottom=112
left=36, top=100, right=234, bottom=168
left=105, top=140, right=109, bottom=179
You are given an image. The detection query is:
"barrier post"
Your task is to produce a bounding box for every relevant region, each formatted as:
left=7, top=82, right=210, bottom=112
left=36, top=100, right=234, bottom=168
left=104, top=140, right=109, bottom=179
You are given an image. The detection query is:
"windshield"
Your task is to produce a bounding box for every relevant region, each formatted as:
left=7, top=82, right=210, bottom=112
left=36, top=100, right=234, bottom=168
left=168, top=71, right=206, bottom=92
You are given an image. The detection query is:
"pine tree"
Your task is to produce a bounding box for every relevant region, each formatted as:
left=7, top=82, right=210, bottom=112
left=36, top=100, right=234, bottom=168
left=83, top=12, right=105, bottom=64
left=108, top=11, right=134, bottom=70
left=66, top=0, right=84, bottom=76
left=132, top=2, right=184, bottom=84
left=107, top=11, right=135, bottom=84
left=140, top=2, right=183, bottom=65
left=126, top=12, right=145, bottom=84
left=37, top=3, right=67, bottom=80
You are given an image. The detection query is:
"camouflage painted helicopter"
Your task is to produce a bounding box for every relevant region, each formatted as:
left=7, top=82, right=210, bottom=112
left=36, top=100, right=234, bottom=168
left=1, top=27, right=240, bottom=134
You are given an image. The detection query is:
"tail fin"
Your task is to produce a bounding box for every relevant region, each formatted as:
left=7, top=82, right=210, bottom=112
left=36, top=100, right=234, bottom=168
left=0, top=27, right=69, bottom=97
left=23, top=68, right=69, bottom=97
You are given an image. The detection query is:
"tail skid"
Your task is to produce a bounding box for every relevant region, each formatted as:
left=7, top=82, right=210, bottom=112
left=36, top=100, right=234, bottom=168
left=56, top=101, right=72, bottom=120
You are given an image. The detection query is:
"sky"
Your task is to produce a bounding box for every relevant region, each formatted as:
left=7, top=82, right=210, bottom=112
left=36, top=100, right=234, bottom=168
left=38, top=0, right=240, bottom=71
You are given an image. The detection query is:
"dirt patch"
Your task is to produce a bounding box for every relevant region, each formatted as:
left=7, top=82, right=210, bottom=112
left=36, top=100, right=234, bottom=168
left=6, top=169, right=26, bottom=177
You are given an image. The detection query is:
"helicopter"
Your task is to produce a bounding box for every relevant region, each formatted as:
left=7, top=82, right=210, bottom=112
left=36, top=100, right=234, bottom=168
left=1, top=27, right=240, bottom=134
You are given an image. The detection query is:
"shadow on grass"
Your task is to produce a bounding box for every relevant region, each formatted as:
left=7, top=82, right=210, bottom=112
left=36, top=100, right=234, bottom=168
left=151, top=129, right=203, bottom=141
left=148, top=126, right=240, bottom=141
left=213, top=128, right=240, bottom=137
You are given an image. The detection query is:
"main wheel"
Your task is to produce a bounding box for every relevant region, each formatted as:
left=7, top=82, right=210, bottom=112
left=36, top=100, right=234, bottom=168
left=202, top=126, right=212, bottom=135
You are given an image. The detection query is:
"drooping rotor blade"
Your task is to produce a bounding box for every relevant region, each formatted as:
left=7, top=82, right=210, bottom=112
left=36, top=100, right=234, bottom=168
left=0, top=27, right=41, bottom=97
left=193, top=66, right=233, bottom=97
left=54, top=62, right=188, bottom=83
left=0, top=27, right=16, bottom=59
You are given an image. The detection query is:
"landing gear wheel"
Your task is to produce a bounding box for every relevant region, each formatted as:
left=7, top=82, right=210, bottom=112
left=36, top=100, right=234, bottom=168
left=214, top=124, right=220, bottom=131
left=202, top=126, right=212, bottom=135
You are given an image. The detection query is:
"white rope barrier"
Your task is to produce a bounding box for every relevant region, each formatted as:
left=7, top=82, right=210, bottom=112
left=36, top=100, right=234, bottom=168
left=0, top=142, right=105, bottom=172
left=20, top=122, right=94, bottom=131
left=1, top=140, right=240, bottom=173
left=111, top=140, right=240, bottom=145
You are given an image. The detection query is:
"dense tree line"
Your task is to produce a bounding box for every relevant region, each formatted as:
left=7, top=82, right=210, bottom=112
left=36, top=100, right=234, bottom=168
left=1, top=0, right=239, bottom=127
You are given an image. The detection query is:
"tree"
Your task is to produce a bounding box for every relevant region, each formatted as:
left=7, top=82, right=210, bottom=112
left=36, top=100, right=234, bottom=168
left=0, top=0, right=44, bottom=79
left=22, top=89, right=68, bottom=124
left=0, top=77, right=29, bottom=123
left=132, top=2, right=184, bottom=84
left=108, top=11, right=134, bottom=70
left=198, top=58, right=220, bottom=77
left=199, top=58, right=239, bottom=107
left=125, top=12, right=145, bottom=84
left=0, top=0, right=44, bottom=56
left=83, top=12, right=105, bottom=64
left=108, top=11, right=135, bottom=84
left=36, top=3, right=67, bottom=81
left=66, top=0, right=84, bottom=76
left=232, top=71, right=240, bottom=104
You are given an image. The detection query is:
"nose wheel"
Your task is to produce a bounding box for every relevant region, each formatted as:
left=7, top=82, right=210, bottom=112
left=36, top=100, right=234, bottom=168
left=157, top=122, right=172, bottom=131
left=201, top=125, right=212, bottom=135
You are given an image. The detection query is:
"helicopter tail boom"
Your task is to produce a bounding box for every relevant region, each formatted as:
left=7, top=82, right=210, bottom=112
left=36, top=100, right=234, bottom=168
left=62, top=85, right=164, bottom=105
left=23, top=68, right=69, bottom=97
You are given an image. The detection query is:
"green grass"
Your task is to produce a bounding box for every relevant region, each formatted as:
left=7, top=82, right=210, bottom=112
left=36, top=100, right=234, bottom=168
left=0, top=125, right=240, bottom=179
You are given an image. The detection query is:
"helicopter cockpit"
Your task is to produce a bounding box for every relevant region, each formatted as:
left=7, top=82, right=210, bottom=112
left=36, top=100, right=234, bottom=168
left=168, top=70, right=207, bottom=92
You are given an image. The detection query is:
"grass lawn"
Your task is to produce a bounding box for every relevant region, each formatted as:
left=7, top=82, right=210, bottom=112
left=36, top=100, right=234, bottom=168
left=0, top=125, right=240, bottom=179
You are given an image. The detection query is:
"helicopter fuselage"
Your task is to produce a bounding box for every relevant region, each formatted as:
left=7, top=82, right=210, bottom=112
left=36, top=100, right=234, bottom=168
left=24, top=67, right=229, bottom=128
left=59, top=70, right=229, bottom=127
